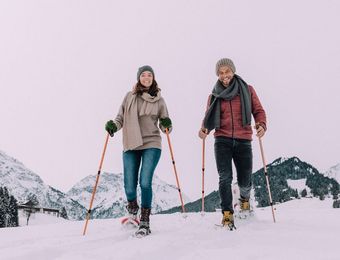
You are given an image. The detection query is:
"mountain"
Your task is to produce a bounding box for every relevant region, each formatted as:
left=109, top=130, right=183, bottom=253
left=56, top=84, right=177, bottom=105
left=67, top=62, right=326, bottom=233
left=325, top=163, right=340, bottom=183
left=1, top=150, right=190, bottom=220
left=67, top=172, right=190, bottom=218
left=0, top=150, right=87, bottom=220
left=161, top=156, right=340, bottom=213
left=254, top=157, right=339, bottom=207
left=160, top=190, right=220, bottom=214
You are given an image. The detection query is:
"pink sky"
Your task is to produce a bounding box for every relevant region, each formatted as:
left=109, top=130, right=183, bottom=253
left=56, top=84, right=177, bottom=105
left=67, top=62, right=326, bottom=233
left=1, top=0, right=339, bottom=199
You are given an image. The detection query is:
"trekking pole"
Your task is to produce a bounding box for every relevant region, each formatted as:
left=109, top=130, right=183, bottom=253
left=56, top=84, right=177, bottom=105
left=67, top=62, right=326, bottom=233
left=258, top=137, right=276, bottom=223
left=82, top=133, right=110, bottom=235
left=201, top=134, right=206, bottom=214
left=165, top=128, right=186, bottom=213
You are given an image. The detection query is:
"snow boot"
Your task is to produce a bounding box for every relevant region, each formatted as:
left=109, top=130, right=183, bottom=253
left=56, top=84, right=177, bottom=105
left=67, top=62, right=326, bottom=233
left=135, top=208, right=151, bottom=237
left=235, top=197, right=254, bottom=219
left=221, top=211, right=236, bottom=230
left=126, top=199, right=139, bottom=216
left=239, top=197, right=250, bottom=211
left=121, top=200, right=140, bottom=228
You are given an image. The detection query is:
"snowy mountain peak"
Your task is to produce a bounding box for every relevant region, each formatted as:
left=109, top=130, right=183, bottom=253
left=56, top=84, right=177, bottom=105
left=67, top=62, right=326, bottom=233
left=271, top=157, right=290, bottom=166
left=0, top=150, right=86, bottom=220
left=67, top=172, right=190, bottom=219
left=0, top=150, right=46, bottom=202
left=1, top=149, right=190, bottom=220
left=325, top=163, right=340, bottom=183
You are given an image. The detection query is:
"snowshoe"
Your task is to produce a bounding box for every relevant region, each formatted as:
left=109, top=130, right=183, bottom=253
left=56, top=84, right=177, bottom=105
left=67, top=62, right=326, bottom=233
left=216, top=211, right=236, bottom=231
left=121, top=214, right=140, bottom=229
left=121, top=200, right=140, bottom=229
left=234, top=198, right=254, bottom=219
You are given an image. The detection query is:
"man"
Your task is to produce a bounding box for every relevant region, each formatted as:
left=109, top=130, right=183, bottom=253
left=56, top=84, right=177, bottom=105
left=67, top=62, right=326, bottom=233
left=198, top=58, right=266, bottom=230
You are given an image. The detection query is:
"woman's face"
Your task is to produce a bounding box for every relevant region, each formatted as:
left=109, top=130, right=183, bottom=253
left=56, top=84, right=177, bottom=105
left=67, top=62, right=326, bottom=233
left=139, top=71, right=153, bottom=88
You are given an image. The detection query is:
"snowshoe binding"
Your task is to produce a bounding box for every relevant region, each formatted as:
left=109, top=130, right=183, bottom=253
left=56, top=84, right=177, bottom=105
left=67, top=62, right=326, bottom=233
left=135, top=221, right=151, bottom=238
left=234, top=197, right=254, bottom=219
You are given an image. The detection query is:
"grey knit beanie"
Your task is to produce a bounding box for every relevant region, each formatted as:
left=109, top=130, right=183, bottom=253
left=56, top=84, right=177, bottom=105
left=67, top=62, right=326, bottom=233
left=215, top=58, right=236, bottom=75
left=137, top=65, right=155, bottom=80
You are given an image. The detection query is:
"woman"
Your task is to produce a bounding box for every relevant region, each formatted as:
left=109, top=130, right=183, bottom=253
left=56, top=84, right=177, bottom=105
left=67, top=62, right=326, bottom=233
left=105, top=65, right=172, bottom=237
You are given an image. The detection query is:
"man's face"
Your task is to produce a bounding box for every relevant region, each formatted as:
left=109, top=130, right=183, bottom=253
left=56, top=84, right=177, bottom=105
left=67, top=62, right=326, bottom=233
left=218, top=66, right=234, bottom=87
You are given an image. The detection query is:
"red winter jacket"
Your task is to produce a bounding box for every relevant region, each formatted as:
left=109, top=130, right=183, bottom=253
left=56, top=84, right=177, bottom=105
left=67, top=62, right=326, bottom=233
left=204, top=85, right=266, bottom=141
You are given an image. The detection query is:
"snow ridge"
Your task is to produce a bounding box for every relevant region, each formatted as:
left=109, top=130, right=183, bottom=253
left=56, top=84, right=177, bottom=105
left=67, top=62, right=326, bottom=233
left=67, top=172, right=190, bottom=218
left=1, top=150, right=189, bottom=220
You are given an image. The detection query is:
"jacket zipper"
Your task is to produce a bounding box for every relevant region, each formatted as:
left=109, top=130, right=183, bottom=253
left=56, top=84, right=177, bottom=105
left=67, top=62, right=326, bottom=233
left=229, top=101, right=234, bottom=139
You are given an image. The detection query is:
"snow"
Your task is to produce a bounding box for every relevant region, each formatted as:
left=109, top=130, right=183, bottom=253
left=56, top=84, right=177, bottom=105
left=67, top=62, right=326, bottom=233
left=18, top=212, right=67, bottom=226
left=0, top=198, right=339, bottom=260
left=271, top=157, right=289, bottom=166
left=287, top=179, right=306, bottom=191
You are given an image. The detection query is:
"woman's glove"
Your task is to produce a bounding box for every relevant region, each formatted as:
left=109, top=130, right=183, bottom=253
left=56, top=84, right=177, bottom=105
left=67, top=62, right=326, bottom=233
left=105, top=120, right=117, bottom=137
left=159, top=117, right=172, bottom=129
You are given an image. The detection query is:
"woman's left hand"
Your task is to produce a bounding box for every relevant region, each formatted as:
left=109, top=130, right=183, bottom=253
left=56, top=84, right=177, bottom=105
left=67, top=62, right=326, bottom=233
left=160, top=117, right=172, bottom=129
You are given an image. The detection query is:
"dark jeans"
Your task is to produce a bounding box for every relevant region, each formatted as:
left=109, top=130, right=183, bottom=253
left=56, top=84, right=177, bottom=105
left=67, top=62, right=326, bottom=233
left=123, top=148, right=161, bottom=209
left=214, top=137, right=253, bottom=213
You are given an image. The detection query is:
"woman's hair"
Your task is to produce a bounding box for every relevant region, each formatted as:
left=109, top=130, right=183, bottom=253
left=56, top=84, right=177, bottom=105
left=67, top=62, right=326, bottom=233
left=133, top=80, right=160, bottom=97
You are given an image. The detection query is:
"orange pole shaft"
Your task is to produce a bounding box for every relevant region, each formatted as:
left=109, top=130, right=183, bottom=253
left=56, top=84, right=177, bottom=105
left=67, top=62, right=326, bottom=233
left=165, top=129, right=186, bottom=213
left=201, top=138, right=206, bottom=213
left=258, top=137, right=276, bottom=223
left=82, top=133, right=110, bottom=235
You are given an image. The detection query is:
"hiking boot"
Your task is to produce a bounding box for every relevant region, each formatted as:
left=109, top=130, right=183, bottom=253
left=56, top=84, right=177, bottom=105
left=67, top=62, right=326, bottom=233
left=135, top=208, right=151, bottom=237
left=126, top=200, right=139, bottom=217
left=221, top=211, right=236, bottom=230
left=239, top=198, right=250, bottom=211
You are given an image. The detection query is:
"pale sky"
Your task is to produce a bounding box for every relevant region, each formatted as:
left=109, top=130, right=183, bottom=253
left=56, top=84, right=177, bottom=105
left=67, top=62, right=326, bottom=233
left=1, top=0, right=340, bottom=199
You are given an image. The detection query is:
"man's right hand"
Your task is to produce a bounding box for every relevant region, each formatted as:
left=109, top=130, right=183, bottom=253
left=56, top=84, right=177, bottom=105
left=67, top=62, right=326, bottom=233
left=105, top=120, right=117, bottom=137
left=198, top=128, right=208, bottom=139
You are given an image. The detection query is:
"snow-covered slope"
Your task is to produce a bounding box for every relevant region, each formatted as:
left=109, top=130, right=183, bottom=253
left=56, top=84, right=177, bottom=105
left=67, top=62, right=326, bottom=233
left=0, top=198, right=338, bottom=260
left=0, top=150, right=86, bottom=220
left=325, top=163, right=340, bottom=183
left=18, top=212, right=68, bottom=226
left=67, top=172, right=190, bottom=218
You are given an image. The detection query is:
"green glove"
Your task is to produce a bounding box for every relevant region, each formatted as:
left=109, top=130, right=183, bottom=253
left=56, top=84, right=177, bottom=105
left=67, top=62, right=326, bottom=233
left=160, top=117, right=172, bottom=129
left=105, top=120, right=117, bottom=137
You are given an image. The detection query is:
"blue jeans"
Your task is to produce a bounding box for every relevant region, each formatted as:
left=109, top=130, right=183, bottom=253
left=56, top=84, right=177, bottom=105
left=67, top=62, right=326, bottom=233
left=123, top=148, right=161, bottom=209
left=214, top=137, right=253, bottom=213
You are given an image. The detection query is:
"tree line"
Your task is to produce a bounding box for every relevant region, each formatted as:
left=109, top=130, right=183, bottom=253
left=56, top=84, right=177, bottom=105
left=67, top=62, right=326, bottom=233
left=0, top=186, right=19, bottom=228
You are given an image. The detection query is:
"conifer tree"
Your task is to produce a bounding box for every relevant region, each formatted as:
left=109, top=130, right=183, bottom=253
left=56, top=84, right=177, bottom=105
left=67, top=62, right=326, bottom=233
left=60, top=207, right=68, bottom=220
left=2, top=187, right=10, bottom=226
left=8, top=196, right=19, bottom=227
left=0, top=187, right=5, bottom=228
left=0, top=187, right=19, bottom=227
left=26, top=193, right=39, bottom=206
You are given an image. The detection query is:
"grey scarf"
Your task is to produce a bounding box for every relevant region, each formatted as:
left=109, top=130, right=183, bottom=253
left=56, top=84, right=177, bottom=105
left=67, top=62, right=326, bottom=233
left=123, top=91, right=161, bottom=151
left=203, top=74, right=251, bottom=131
